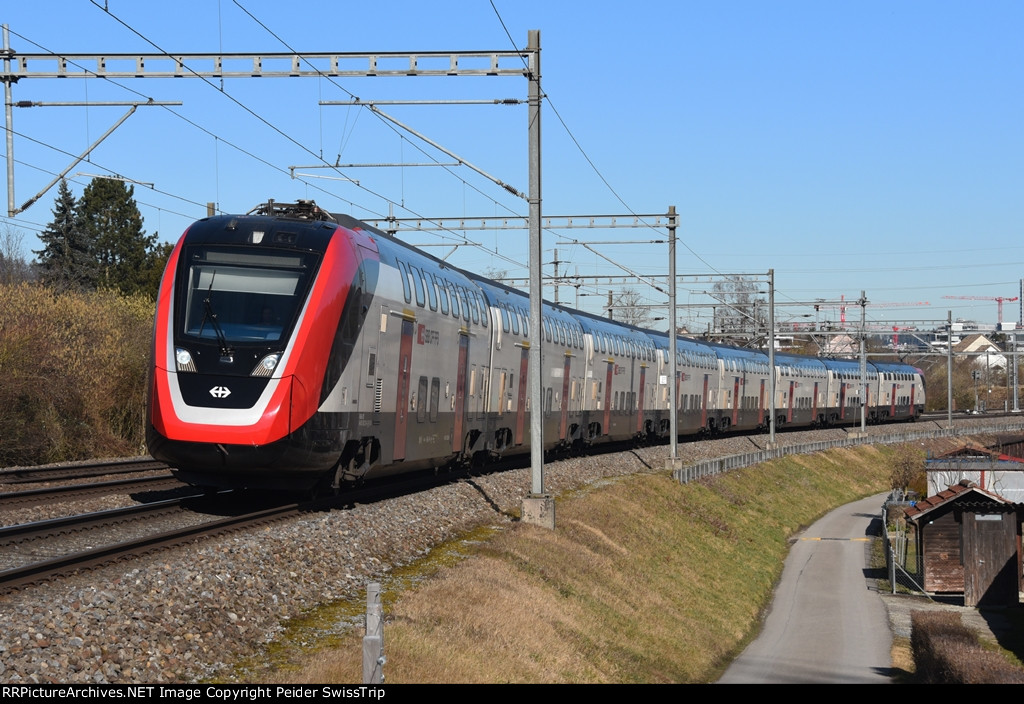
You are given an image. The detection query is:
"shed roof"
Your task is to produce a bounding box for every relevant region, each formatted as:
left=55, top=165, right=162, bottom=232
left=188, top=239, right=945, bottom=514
left=904, top=480, right=1016, bottom=523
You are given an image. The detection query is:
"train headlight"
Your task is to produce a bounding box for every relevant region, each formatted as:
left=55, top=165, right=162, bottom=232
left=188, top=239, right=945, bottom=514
left=175, top=347, right=197, bottom=373
left=252, top=353, right=281, bottom=377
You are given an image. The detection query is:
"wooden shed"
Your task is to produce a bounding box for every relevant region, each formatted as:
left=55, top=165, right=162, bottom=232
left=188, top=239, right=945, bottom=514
left=904, top=480, right=1022, bottom=607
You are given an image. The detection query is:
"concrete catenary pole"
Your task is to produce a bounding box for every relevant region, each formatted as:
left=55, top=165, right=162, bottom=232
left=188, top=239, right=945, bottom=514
left=668, top=206, right=678, bottom=462
left=523, top=30, right=554, bottom=528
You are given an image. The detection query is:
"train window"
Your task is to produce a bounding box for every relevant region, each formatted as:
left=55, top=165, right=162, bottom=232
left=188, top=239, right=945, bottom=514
left=425, top=274, right=438, bottom=311
left=430, top=377, right=440, bottom=422
left=397, top=261, right=412, bottom=304
left=182, top=248, right=315, bottom=344
left=409, top=265, right=426, bottom=308
left=417, top=376, right=428, bottom=423
left=511, top=307, right=519, bottom=335
left=477, top=293, right=488, bottom=328
left=436, top=276, right=449, bottom=315
left=501, top=305, right=510, bottom=332
left=447, top=282, right=460, bottom=319
left=458, top=287, right=471, bottom=323
left=468, top=291, right=480, bottom=324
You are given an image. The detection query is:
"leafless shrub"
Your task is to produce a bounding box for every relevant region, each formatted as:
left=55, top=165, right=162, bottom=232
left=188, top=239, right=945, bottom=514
left=911, top=610, right=1024, bottom=683
left=0, top=282, right=153, bottom=465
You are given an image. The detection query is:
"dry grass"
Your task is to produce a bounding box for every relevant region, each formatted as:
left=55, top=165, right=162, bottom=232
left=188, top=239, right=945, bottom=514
left=254, top=442, right=912, bottom=684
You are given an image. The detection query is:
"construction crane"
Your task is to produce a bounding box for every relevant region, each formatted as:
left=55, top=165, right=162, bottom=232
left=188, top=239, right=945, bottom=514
left=942, top=295, right=1019, bottom=326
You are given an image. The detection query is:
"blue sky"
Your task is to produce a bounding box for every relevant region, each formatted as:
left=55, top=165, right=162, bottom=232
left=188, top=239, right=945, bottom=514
left=2, top=1, right=1021, bottom=332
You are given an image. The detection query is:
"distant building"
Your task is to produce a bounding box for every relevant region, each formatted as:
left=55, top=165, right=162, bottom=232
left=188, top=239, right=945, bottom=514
left=825, top=333, right=856, bottom=357
left=926, top=445, right=1024, bottom=503
left=952, top=333, right=1006, bottom=370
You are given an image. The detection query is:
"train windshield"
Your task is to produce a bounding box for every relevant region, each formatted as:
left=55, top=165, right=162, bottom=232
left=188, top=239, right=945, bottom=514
left=180, top=247, right=317, bottom=344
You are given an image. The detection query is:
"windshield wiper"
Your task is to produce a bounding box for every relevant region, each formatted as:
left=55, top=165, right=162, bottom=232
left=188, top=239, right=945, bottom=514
left=198, top=274, right=234, bottom=359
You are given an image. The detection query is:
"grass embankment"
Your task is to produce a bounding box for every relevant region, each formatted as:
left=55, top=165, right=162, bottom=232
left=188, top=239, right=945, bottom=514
left=261, top=444, right=898, bottom=684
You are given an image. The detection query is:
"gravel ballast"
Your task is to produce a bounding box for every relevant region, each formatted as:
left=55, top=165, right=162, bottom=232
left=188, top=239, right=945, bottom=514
left=0, top=420, right=1016, bottom=683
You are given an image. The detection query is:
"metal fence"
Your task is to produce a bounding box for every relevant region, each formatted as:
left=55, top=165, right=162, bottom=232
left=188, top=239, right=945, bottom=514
left=882, top=493, right=928, bottom=596
left=673, top=420, right=1024, bottom=484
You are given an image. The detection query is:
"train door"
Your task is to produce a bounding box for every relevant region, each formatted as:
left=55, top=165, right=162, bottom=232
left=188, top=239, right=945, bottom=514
left=603, top=360, right=614, bottom=436
left=890, top=382, right=897, bottom=418
left=758, top=379, right=766, bottom=426
left=787, top=381, right=795, bottom=423
left=452, top=333, right=469, bottom=454
left=701, top=374, right=709, bottom=429
left=515, top=347, right=528, bottom=445
left=560, top=354, right=571, bottom=441
left=393, top=317, right=414, bottom=462
left=731, top=375, right=740, bottom=427
left=636, top=364, right=647, bottom=434
left=812, top=381, right=819, bottom=423
left=839, top=382, right=847, bottom=420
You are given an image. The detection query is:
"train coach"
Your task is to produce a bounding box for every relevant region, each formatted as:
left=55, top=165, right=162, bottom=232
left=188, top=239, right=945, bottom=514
left=146, top=200, right=925, bottom=492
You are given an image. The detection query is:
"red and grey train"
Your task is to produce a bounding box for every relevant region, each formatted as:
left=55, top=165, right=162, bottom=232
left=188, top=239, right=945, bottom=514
left=146, top=200, right=926, bottom=491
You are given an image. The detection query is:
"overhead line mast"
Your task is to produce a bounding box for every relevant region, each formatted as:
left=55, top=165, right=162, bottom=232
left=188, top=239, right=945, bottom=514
left=3, top=27, right=556, bottom=528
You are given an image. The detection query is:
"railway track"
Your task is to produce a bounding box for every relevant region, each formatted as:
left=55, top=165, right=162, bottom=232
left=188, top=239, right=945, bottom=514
left=0, top=464, right=480, bottom=594
left=0, top=496, right=302, bottom=593
left=0, top=457, right=169, bottom=485
left=3, top=416, right=1023, bottom=595
left=0, top=474, right=189, bottom=511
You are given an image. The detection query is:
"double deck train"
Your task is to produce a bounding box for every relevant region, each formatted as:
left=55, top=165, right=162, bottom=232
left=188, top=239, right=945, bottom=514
left=146, top=200, right=925, bottom=491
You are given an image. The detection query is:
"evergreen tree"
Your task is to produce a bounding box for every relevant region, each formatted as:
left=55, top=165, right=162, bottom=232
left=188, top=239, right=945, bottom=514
left=34, top=179, right=96, bottom=290
left=77, top=177, right=158, bottom=297
left=140, top=239, right=175, bottom=298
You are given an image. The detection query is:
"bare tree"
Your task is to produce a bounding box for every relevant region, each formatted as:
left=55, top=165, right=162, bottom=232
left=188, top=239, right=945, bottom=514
left=890, top=443, right=925, bottom=500
left=613, top=286, right=653, bottom=328
left=711, top=275, right=765, bottom=337
left=0, top=225, right=33, bottom=284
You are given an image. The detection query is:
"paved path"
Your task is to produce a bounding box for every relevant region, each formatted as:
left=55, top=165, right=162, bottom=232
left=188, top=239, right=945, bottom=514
left=718, top=492, right=893, bottom=683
